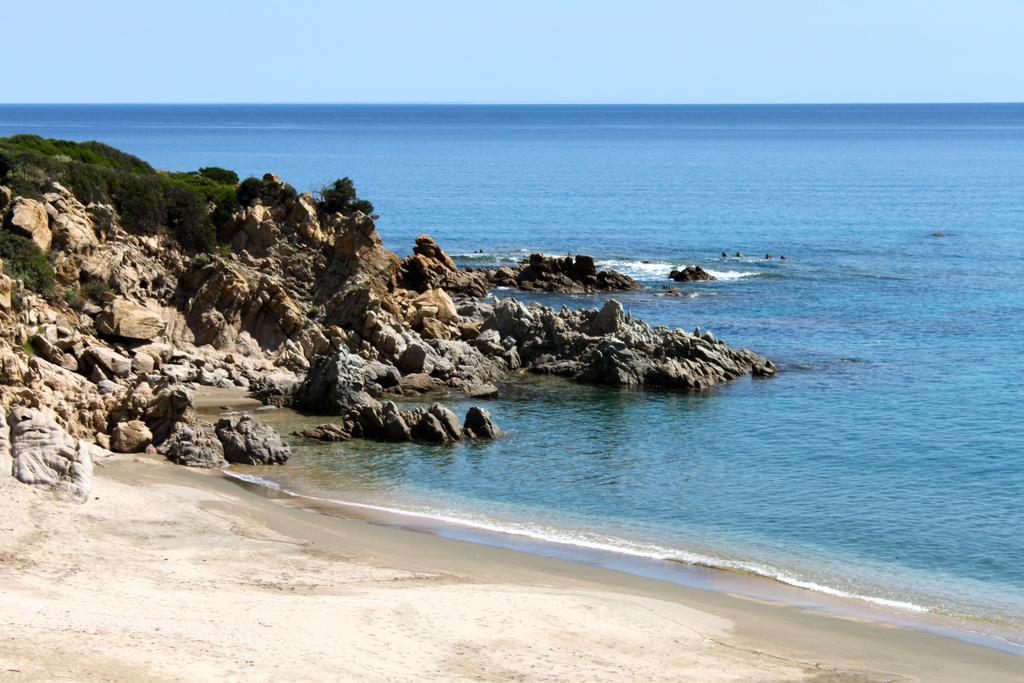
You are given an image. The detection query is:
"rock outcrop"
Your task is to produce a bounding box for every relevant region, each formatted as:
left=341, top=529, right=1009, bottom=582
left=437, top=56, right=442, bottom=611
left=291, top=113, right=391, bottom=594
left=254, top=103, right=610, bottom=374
left=0, top=144, right=774, bottom=502
left=161, top=422, right=227, bottom=468
left=5, top=407, right=94, bottom=502
left=96, top=298, right=167, bottom=340
left=6, top=197, right=52, bottom=251
left=668, top=266, right=715, bottom=282
left=473, top=298, right=775, bottom=390
left=399, top=235, right=490, bottom=297
left=488, top=253, right=642, bottom=293
left=215, top=415, right=291, bottom=465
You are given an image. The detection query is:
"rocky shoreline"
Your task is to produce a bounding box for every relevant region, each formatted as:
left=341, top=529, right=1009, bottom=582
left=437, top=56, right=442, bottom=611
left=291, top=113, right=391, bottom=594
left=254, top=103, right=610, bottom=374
left=0, top=137, right=774, bottom=503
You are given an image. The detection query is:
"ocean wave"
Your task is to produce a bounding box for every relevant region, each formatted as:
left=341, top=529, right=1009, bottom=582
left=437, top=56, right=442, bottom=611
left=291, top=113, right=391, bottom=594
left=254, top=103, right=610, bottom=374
left=702, top=268, right=760, bottom=281
left=222, top=471, right=928, bottom=615
left=598, top=259, right=762, bottom=282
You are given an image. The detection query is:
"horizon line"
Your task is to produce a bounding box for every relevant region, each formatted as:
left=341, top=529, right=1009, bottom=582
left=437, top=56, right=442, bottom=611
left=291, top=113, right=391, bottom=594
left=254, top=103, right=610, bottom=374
left=1, top=100, right=1023, bottom=107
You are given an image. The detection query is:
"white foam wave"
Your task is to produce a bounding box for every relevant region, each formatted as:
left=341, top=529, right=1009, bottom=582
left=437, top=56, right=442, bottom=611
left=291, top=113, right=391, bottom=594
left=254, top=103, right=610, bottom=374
left=597, top=260, right=761, bottom=282
left=598, top=259, right=675, bottom=279
left=702, top=268, right=760, bottom=281
left=222, top=471, right=929, bottom=615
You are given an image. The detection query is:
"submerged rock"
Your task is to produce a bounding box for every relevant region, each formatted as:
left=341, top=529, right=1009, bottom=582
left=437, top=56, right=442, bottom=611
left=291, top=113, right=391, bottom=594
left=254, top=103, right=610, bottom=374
left=295, top=423, right=350, bottom=442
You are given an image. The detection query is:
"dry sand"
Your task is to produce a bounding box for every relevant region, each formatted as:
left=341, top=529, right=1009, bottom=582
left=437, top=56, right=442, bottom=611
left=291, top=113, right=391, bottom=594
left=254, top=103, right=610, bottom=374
left=1, top=457, right=1020, bottom=682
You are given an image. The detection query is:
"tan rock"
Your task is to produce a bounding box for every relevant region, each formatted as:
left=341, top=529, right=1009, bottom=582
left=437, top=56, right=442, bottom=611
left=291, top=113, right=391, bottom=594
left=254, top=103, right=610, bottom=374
left=413, top=288, right=457, bottom=322
left=96, top=298, right=166, bottom=341
left=111, top=420, right=153, bottom=453
left=7, top=197, right=52, bottom=251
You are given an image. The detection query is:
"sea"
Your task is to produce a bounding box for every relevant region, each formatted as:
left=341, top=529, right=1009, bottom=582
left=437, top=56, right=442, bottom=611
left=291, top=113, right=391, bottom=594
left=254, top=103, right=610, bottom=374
left=3, top=103, right=1022, bottom=648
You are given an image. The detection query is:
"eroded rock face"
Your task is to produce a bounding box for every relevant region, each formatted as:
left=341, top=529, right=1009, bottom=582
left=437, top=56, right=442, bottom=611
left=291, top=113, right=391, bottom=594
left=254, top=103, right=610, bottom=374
left=473, top=253, right=642, bottom=294
left=215, top=415, right=290, bottom=465
left=96, top=298, right=167, bottom=340
left=161, top=421, right=227, bottom=468
left=6, top=197, right=52, bottom=251
left=7, top=407, right=93, bottom=503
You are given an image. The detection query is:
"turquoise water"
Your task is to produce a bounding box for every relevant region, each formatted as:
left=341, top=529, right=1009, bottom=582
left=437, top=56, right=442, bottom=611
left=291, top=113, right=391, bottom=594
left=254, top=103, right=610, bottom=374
left=4, top=104, right=1023, bottom=640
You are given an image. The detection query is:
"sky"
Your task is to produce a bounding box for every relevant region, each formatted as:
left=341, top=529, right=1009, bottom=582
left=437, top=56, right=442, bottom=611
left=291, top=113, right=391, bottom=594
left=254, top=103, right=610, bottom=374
left=5, top=0, right=1023, bottom=104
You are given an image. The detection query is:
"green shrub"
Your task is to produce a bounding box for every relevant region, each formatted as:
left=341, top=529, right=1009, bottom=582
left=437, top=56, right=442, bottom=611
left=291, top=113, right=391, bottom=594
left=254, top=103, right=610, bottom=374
left=317, top=177, right=375, bottom=217
left=236, top=175, right=298, bottom=208
left=198, top=166, right=239, bottom=185
left=0, top=230, right=55, bottom=295
left=81, top=279, right=112, bottom=302
left=2, top=134, right=152, bottom=174
left=165, top=184, right=216, bottom=252
left=111, top=174, right=166, bottom=234
left=63, top=289, right=85, bottom=310
left=236, top=177, right=264, bottom=206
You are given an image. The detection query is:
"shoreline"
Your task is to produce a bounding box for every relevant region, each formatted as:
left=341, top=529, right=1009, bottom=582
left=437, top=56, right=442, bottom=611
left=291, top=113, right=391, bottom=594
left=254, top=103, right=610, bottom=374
left=200, top=388, right=1024, bottom=656
left=3, top=456, right=1020, bottom=681
left=223, top=467, right=1024, bottom=658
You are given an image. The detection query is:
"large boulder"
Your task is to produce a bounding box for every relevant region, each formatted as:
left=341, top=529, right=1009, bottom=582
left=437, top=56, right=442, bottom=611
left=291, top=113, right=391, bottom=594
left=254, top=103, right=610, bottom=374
left=110, top=420, right=153, bottom=453
left=95, top=298, right=166, bottom=341
left=162, top=422, right=227, bottom=468
left=0, top=408, right=11, bottom=476
left=215, top=416, right=291, bottom=465
left=6, top=407, right=93, bottom=503
left=6, top=197, right=52, bottom=251
left=463, top=406, right=500, bottom=440
left=292, top=348, right=382, bottom=414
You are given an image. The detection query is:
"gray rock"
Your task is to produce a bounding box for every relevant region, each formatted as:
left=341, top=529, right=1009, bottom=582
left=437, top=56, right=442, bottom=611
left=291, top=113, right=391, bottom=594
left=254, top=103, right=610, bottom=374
left=428, top=403, right=463, bottom=440
left=381, top=411, right=412, bottom=441
left=463, top=406, right=500, bottom=440
left=162, top=422, right=227, bottom=468
left=397, top=342, right=431, bottom=374
left=292, top=348, right=381, bottom=414
left=412, top=412, right=449, bottom=443
left=0, top=408, right=12, bottom=477
left=215, top=415, right=290, bottom=465
left=8, top=407, right=93, bottom=503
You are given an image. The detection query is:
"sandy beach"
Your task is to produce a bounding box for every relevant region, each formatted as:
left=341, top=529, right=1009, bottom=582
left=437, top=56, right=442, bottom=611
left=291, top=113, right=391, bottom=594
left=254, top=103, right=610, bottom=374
left=0, top=457, right=1018, bottom=682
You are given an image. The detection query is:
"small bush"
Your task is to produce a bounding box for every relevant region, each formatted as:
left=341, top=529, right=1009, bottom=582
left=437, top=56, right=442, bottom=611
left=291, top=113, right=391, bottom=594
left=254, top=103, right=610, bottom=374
left=165, top=184, right=216, bottom=252
left=317, top=177, right=375, bottom=217
left=63, top=289, right=85, bottom=310
left=0, top=230, right=55, bottom=295
left=236, top=177, right=264, bottom=206
left=111, top=174, right=166, bottom=234
left=81, top=279, right=112, bottom=302
left=198, top=166, right=239, bottom=185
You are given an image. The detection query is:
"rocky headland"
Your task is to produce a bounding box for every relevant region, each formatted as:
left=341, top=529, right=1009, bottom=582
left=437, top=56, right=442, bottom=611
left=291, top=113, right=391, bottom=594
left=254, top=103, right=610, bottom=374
left=0, top=135, right=774, bottom=503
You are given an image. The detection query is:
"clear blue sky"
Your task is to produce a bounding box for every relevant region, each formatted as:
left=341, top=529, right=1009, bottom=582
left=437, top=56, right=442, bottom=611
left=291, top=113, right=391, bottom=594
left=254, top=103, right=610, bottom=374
left=6, top=0, right=1023, bottom=104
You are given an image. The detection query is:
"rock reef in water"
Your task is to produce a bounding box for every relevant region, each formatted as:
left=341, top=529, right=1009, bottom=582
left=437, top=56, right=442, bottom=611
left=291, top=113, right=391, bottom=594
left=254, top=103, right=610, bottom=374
left=0, top=137, right=774, bottom=502
left=668, top=265, right=715, bottom=283
left=400, top=235, right=642, bottom=296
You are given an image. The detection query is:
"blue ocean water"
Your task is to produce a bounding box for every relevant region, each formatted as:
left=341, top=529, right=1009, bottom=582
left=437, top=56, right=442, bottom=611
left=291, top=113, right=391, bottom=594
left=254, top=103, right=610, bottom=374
left=4, top=104, right=1023, bottom=639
